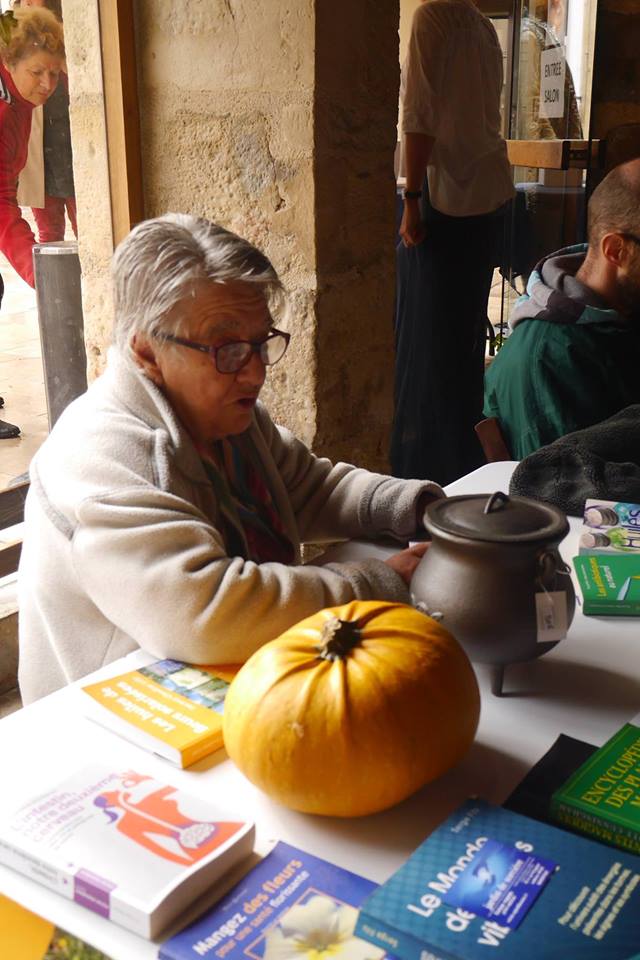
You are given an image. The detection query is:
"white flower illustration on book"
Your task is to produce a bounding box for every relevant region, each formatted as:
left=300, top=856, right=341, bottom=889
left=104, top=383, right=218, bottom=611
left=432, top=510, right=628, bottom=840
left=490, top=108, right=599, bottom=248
left=263, top=895, right=385, bottom=960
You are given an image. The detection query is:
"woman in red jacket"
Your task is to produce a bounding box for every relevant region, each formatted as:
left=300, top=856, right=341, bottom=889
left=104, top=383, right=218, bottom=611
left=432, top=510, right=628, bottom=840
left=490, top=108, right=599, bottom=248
left=17, top=0, right=76, bottom=244
left=0, top=7, right=64, bottom=437
left=0, top=7, right=65, bottom=287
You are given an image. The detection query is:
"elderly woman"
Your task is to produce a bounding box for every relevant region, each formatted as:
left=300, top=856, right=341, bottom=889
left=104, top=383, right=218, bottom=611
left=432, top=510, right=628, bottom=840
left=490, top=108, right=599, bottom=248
left=18, top=215, right=443, bottom=703
left=0, top=6, right=65, bottom=285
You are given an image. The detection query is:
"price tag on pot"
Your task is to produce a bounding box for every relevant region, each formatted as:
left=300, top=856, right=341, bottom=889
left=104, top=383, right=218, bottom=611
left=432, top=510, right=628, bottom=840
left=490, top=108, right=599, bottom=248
left=535, top=591, right=567, bottom=643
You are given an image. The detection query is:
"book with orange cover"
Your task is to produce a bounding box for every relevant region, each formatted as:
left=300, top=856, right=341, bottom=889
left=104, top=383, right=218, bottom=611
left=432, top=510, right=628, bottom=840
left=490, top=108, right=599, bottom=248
left=81, top=659, right=239, bottom=768
left=0, top=894, right=112, bottom=959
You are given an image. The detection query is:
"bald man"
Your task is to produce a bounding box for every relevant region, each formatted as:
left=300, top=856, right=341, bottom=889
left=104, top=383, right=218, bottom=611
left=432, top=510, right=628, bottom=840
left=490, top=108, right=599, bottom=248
left=484, top=158, right=640, bottom=460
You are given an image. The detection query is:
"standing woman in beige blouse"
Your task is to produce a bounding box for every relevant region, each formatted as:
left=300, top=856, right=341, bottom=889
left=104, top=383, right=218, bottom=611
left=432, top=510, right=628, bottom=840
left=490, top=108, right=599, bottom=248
left=392, top=0, right=514, bottom=486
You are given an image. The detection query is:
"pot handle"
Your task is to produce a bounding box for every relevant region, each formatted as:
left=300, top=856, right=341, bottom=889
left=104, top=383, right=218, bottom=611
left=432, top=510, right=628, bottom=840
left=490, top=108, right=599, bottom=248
left=484, top=491, right=510, bottom=514
left=537, top=549, right=557, bottom=587
left=537, top=549, right=572, bottom=587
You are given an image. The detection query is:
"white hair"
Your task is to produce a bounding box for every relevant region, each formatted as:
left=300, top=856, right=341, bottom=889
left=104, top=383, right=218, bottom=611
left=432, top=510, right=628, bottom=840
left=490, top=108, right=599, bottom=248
left=111, top=213, right=284, bottom=353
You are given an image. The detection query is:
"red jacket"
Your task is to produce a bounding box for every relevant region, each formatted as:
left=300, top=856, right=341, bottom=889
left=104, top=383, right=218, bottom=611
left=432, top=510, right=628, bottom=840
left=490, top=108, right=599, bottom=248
left=0, top=62, right=37, bottom=287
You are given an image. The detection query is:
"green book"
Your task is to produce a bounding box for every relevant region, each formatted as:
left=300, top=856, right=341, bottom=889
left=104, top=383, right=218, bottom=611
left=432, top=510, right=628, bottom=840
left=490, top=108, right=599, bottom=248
left=573, top=554, right=640, bottom=615
left=550, top=722, right=640, bottom=854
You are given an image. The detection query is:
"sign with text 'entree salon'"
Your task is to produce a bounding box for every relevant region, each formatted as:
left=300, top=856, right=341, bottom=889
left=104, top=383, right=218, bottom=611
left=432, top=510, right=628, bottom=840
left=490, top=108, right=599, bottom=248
left=540, top=46, right=565, bottom=119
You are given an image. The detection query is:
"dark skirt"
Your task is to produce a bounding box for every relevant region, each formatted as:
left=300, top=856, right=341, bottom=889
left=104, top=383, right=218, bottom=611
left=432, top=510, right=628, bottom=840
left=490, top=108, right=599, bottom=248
left=390, top=196, right=507, bottom=486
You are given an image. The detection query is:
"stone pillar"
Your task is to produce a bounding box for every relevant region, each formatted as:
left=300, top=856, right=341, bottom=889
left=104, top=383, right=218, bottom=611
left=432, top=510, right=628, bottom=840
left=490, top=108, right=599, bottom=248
left=64, top=0, right=400, bottom=470
left=314, top=1, right=399, bottom=470
left=63, top=0, right=115, bottom=380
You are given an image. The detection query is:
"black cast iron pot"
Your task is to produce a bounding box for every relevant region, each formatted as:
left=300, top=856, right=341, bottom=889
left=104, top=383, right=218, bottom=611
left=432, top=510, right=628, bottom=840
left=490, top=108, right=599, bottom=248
left=410, top=491, right=576, bottom=696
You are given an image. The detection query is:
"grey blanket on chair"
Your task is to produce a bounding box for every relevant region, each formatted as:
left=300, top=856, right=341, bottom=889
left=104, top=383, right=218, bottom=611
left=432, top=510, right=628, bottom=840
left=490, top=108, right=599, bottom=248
left=509, top=405, right=640, bottom=516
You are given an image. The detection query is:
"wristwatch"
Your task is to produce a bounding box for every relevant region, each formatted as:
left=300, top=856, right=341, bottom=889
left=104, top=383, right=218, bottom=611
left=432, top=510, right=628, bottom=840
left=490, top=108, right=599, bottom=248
left=403, top=189, right=423, bottom=200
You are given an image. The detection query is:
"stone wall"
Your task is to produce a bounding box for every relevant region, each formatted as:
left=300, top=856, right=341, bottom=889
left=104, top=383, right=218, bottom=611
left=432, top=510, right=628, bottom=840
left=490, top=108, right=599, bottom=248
left=134, top=0, right=318, bottom=445
left=64, top=0, right=401, bottom=469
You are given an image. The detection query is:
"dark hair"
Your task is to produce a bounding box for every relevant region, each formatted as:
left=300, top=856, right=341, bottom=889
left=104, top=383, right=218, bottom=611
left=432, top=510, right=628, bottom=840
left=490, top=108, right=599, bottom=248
left=587, top=160, right=640, bottom=247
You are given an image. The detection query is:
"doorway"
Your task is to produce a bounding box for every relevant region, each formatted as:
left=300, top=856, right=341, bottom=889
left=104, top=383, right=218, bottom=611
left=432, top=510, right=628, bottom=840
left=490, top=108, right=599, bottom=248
left=0, top=0, right=78, bottom=485
left=487, top=0, right=600, bottom=339
left=397, top=0, right=602, bottom=344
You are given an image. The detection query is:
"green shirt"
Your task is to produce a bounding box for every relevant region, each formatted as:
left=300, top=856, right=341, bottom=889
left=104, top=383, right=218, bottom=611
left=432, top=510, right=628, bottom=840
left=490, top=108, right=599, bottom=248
left=484, top=318, right=640, bottom=460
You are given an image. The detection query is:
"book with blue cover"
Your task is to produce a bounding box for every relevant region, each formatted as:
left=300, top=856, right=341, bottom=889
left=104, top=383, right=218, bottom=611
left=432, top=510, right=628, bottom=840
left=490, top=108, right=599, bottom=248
left=159, top=840, right=389, bottom=960
left=354, top=798, right=640, bottom=960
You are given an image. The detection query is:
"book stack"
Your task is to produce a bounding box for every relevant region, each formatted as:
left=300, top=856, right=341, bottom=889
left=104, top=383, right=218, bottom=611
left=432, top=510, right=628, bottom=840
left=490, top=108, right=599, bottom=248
left=544, top=717, right=640, bottom=855
left=504, top=717, right=640, bottom=856
left=574, top=499, right=640, bottom=616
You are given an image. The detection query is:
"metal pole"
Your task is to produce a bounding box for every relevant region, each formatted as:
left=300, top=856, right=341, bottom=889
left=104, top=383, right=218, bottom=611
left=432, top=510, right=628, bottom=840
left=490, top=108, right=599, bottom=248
left=33, top=241, right=88, bottom=429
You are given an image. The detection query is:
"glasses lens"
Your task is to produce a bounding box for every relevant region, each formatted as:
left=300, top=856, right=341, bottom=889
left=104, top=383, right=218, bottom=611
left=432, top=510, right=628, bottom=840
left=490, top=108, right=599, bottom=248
left=216, top=341, right=252, bottom=373
left=215, top=333, right=289, bottom=373
left=261, top=333, right=289, bottom=366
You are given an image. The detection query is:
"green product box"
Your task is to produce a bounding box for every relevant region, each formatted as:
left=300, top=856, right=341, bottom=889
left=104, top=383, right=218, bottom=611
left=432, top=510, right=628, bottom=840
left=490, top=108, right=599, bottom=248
left=573, top=554, right=640, bottom=616
left=550, top=723, right=640, bottom=854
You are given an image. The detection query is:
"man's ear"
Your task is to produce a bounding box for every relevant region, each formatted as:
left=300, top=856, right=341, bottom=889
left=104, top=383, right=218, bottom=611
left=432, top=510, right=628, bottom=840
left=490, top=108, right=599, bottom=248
left=131, top=333, right=165, bottom=387
left=601, top=232, right=627, bottom=268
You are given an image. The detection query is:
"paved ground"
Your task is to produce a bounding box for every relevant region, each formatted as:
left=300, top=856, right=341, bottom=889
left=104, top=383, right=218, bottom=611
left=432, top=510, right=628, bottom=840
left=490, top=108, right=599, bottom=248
left=0, top=255, right=47, bottom=715
left=0, top=254, right=48, bottom=490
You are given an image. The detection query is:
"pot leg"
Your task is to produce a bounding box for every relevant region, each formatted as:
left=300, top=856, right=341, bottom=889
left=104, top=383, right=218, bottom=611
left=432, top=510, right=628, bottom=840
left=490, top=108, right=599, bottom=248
left=489, top=664, right=505, bottom=697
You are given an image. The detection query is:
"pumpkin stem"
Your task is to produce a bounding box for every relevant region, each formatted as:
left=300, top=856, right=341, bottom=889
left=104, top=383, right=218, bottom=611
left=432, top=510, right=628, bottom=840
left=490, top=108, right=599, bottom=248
left=317, top=617, right=362, bottom=661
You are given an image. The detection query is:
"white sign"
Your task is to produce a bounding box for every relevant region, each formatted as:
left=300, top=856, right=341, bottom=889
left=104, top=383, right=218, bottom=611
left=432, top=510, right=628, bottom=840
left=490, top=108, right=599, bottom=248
left=535, top=590, right=568, bottom=644
left=539, top=46, right=566, bottom=120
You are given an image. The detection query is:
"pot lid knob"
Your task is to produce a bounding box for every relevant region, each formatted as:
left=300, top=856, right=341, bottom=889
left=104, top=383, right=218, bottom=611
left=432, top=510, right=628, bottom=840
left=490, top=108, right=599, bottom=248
left=483, top=491, right=510, bottom=515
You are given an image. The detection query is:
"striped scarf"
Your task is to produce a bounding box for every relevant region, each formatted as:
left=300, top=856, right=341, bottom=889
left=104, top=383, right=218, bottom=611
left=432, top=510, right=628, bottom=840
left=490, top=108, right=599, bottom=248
left=199, top=437, right=295, bottom=565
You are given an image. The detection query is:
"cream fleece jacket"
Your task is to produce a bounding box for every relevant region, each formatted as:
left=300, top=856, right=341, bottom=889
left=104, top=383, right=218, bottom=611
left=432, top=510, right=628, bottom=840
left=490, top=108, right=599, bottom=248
left=18, top=350, right=442, bottom=703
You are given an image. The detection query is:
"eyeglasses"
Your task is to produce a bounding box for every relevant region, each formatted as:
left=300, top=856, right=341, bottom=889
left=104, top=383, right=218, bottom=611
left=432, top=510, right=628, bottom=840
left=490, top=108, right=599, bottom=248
left=155, top=328, right=291, bottom=374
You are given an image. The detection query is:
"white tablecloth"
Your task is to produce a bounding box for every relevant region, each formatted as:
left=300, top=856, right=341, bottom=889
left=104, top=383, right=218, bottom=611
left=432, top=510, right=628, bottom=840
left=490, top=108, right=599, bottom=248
left=1, top=461, right=639, bottom=959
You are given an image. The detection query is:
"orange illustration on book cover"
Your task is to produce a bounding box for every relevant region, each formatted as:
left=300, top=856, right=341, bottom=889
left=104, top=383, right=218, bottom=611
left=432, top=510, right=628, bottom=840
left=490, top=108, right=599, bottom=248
left=93, top=771, right=242, bottom=865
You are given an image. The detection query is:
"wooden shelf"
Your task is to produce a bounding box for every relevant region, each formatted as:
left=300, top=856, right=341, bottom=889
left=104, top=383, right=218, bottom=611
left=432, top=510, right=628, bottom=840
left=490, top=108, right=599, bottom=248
left=506, top=139, right=603, bottom=170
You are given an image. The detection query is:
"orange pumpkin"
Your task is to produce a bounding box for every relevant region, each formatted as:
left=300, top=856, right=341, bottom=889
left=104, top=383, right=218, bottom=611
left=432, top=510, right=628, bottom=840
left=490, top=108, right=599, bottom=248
left=223, top=600, right=480, bottom=817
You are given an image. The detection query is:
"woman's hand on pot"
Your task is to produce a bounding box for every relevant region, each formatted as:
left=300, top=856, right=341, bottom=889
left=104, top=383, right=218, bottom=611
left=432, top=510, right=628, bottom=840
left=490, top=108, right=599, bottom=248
left=385, top=541, right=430, bottom=584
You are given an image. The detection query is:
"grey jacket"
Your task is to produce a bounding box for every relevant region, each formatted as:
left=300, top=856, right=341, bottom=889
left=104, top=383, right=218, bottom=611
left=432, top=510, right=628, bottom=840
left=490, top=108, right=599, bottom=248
left=18, top=350, right=440, bottom=703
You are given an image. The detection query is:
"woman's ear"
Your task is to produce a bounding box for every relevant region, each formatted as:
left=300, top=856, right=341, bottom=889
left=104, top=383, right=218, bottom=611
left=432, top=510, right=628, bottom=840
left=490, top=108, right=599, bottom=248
left=131, top=333, right=165, bottom=387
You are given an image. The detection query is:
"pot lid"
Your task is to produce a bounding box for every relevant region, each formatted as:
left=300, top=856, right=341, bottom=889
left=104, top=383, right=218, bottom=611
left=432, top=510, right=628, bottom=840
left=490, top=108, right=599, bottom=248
left=424, top=491, right=569, bottom=543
